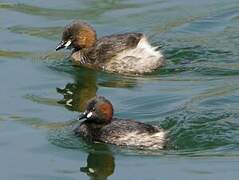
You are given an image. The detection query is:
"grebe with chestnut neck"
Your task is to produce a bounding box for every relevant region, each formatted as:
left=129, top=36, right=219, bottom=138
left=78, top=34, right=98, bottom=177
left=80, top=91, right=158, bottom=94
left=74, top=96, right=167, bottom=149
left=56, top=21, right=164, bottom=75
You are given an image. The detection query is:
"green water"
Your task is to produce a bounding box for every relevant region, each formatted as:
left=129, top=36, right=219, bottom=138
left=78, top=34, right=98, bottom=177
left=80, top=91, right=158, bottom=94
left=1, top=0, right=239, bottom=179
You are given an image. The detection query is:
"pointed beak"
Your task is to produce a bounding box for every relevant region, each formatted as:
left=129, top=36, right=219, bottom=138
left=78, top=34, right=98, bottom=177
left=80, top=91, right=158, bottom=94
left=78, top=112, right=87, bottom=120
left=78, top=111, right=93, bottom=121
left=78, top=110, right=89, bottom=120
left=56, top=41, right=65, bottom=51
left=56, top=40, right=72, bottom=51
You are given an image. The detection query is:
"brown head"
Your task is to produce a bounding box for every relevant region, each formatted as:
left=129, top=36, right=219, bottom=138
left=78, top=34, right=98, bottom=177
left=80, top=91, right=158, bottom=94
left=56, top=21, right=97, bottom=51
left=79, top=96, right=114, bottom=124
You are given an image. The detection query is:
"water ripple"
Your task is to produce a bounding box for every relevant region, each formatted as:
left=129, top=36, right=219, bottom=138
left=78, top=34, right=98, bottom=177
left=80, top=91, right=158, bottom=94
left=0, top=2, right=142, bottom=20
left=164, top=109, right=239, bottom=151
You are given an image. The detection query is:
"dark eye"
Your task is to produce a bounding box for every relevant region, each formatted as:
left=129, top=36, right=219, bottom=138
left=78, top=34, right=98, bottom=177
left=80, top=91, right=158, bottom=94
left=92, top=107, right=96, bottom=111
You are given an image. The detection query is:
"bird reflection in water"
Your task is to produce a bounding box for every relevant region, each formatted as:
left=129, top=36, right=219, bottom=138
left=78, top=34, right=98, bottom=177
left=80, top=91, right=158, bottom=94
left=57, top=66, right=136, bottom=112
left=57, top=67, right=97, bottom=112
left=81, top=143, right=115, bottom=180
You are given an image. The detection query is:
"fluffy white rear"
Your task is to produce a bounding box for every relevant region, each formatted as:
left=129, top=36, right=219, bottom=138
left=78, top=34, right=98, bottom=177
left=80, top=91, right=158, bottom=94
left=105, top=36, right=164, bottom=74
left=117, top=130, right=166, bottom=149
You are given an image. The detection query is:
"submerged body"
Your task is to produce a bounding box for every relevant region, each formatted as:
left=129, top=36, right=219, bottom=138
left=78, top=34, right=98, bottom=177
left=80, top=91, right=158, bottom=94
left=56, top=21, right=164, bottom=74
left=73, top=96, right=167, bottom=149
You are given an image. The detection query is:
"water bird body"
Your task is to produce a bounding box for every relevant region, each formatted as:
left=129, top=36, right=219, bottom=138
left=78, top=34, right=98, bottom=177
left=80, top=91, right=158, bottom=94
left=74, top=96, right=167, bottom=149
left=56, top=21, right=164, bottom=74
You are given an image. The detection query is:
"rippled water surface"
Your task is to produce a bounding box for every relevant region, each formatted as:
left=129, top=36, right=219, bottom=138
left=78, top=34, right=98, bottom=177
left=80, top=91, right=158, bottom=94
left=1, top=0, right=239, bottom=179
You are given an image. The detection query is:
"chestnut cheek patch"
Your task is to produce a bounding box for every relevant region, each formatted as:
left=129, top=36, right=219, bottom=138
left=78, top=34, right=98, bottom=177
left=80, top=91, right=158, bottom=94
left=99, top=103, right=113, bottom=120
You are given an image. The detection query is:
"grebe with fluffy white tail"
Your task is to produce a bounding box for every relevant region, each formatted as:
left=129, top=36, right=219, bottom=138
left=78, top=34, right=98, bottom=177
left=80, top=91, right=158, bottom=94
left=74, top=96, right=167, bottom=149
left=56, top=21, right=164, bottom=74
